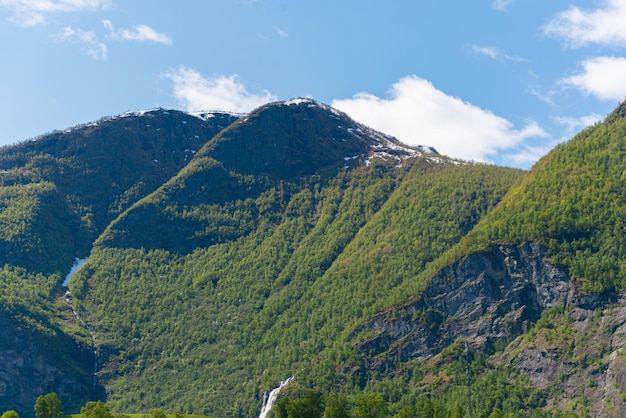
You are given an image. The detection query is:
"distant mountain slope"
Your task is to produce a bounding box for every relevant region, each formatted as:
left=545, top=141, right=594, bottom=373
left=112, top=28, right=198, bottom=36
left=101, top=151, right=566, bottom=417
left=202, top=98, right=419, bottom=178
left=7, top=98, right=626, bottom=418
left=0, top=108, right=239, bottom=272
left=0, top=182, right=74, bottom=273
left=95, top=99, right=426, bottom=253
left=0, top=108, right=239, bottom=416
left=344, top=101, right=626, bottom=417
left=69, top=100, right=523, bottom=416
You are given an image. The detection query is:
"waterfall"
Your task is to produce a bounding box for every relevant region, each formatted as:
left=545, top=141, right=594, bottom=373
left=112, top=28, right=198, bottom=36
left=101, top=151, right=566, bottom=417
left=259, top=376, right=293, bottom=418
left=61, top=257, right=98, bottom=396
left=62, top=257, right=87, bottom=287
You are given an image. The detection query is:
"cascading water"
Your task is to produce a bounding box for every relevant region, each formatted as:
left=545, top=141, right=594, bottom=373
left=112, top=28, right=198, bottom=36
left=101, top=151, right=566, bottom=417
left=62, top=257, right=99, bottom=396
left=259, top=377, right=293, bottom=418
left=62, top=257, right=87, bottom=287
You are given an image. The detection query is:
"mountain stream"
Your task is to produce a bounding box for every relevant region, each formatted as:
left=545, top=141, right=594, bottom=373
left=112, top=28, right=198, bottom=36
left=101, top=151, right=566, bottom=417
left=62, top=258, right=99, bottom=394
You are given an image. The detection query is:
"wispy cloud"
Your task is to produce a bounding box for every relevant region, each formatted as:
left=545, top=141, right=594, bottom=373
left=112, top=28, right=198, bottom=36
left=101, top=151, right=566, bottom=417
left=332, top=75, right=547, bottom=166
left=103, top=20, right=172, bottom=45
left=527, top=84, right=557, bottom=107
left=54, top=19, right=171, bottom=60
left=472, top=45, right=527, bottom=62
left=560, top=56, right=626, bottom=101
left=163, top=66, right=277, bottom=113
left=554, top=113, right=603, bottom=133
left=544, top=0, right=626, bottom=48
left=54, top=26, right=107, bottom=60
left=273, top=25, right=287, bottom=38
left=501, top=143, right=554, bottom=168
left=0, top=0, right=111, bottom=26
left=492, top=0, right=514, bottom=12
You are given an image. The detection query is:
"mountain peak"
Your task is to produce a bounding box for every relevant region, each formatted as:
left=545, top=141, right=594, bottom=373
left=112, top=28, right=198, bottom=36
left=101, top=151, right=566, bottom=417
left=200, top=99, right=434, bottom=178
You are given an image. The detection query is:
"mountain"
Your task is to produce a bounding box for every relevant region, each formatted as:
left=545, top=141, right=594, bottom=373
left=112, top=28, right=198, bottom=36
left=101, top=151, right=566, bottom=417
left=65, top=100, right=521, bottom=416
left=345, top=102, right=626, bottom=417
left=95, top=98, right=425, bottom=253
left=0, top=108, right=239, bottom=415
left=0, top=108, right=239, bottom=273
left=1, top=98, right=625, bottom=417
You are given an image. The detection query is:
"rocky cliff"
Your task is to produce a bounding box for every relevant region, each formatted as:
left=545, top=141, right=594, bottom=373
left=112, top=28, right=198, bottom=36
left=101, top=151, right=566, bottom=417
left=498, top=294, right=626, bottom=416
left=0, top=312, right=99, bottom=417
left=349, top=241, right=626, bottom=416
left=350, top=242, right=574, bottom=364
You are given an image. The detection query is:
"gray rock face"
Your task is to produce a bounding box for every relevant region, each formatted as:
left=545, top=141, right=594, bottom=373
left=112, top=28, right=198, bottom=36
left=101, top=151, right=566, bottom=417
left=0, top=312, right=97, bottom=417
left=496, top=297, right=626, bottom=418
left=350, top=242, right=626, bottom=416
left=350, top=243, right=576, bottom=365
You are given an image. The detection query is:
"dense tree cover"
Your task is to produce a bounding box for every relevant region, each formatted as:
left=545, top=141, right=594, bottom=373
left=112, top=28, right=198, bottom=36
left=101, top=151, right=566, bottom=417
left=68, top=154, right=521, bottom=416
left=7, top=100, right=626, bottom=417
left=0, top=109, right=240, bottom=274
left=459, top=113, right=626, bottom=292
left=0, top=182, right=76, bottom=274
left=266, top=377, right=573, bottom=418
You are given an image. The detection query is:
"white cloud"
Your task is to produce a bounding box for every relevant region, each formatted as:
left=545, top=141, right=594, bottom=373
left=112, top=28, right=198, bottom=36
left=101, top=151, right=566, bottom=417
left=54, top=26, right=107, bottom=60
left=554, top=113, right=603, bottom=133
left=501, top=113, right=603, bottom=167
left=492, top=0, right=514, bottom=12
left=544, top=0, right=626, bottom=48
left=331, top=75, right=547, bottom=164
left=561, top=56, right=626, bottom=101
left=473, top=45, right=499, bottom=59
left=0, top=0, right=111, bottom=26
left=164, top=67, right=277, bottom=113
left=472, top=45, right=527, bottom=62
left=502, top=144, right=553, bottom=168
left=103, top=20, right=172, bottom=45
left=273, top=25, right=287, bottom=38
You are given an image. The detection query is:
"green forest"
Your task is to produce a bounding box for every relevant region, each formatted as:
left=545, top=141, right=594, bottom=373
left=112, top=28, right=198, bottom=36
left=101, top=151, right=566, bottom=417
left=1, top=100, right=626, bottom=417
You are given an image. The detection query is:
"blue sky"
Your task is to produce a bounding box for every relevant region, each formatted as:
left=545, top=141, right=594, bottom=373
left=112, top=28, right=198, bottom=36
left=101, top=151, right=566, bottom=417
left=1, top=1, right=626, bottom=168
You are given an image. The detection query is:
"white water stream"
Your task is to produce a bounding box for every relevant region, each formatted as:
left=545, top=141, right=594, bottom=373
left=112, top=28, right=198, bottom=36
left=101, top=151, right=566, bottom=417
left=62, top=257, right=98, bottom=394
left=62, top=257, right=87, bottom=287
left=259, top=377, right=293, bottom=418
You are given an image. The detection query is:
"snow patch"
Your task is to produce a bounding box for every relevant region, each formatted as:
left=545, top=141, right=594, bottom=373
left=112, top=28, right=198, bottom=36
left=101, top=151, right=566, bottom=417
left=189, top=110, right=245, bottom=121
left=119, top=109, right=155, bottom=118
left=284, top=98, right=314, bottom=106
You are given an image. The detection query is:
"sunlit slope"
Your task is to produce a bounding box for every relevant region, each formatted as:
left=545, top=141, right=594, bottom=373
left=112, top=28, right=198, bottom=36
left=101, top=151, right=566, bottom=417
left=75, top=100, right=522, bottom=416
left=459, top=101, right=626, bottom=293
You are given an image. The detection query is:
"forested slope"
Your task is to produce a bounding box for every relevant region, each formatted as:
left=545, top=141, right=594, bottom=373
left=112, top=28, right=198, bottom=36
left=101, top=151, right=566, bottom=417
left=461, top=102, right=626, bottom=293
left=337, top=101, right=626, bottom=417
left=69, top=100, right=523, bottom=416
left=4, top=98, right=626, bottom=418
left=0, top=109, right=239, bottom=416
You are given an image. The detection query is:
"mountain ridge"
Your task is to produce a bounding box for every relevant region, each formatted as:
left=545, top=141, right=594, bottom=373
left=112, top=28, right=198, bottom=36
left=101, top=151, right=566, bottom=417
left=1, top=99, right=625, bottom=417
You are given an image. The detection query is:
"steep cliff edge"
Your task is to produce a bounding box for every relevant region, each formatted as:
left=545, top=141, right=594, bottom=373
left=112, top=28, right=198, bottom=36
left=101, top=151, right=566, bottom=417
left=497, top=296, right=626, bottom=417
left=350, top=242, right=576, bottom=365
left=350, top=242, right=626, bottom=416
left=0, top=312, right=99, bottom=417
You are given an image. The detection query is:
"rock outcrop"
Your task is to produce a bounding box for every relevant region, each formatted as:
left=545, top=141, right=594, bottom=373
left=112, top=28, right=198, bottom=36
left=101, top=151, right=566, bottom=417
left=350, top=243, right=578, bottom=366
left=0, top=312, right=99, bottom=417
left=497, top=298, right=626, bottom=417
left=349, top=242, right=626, bottom=416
